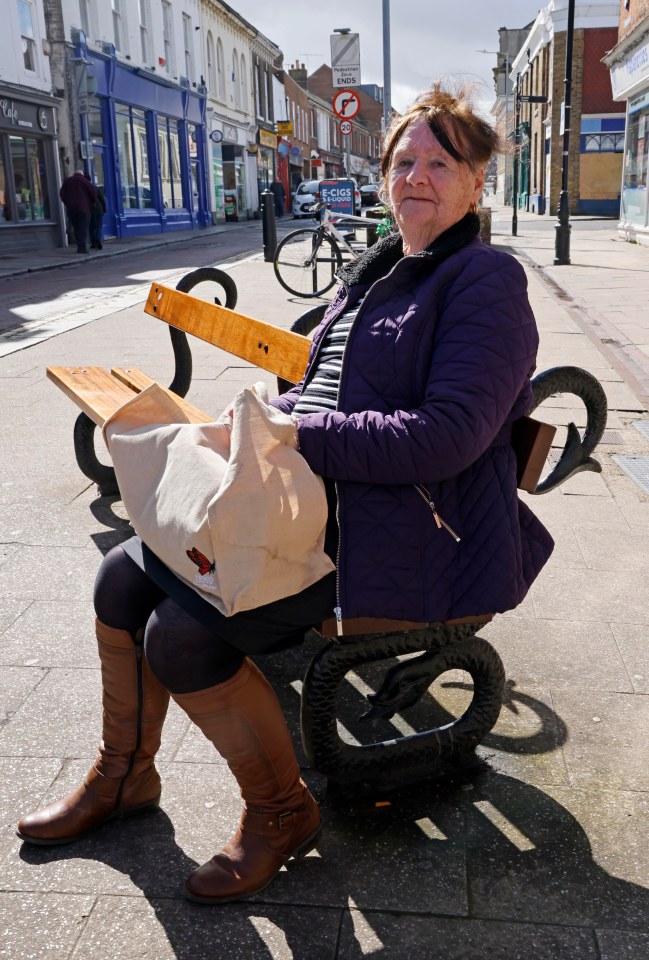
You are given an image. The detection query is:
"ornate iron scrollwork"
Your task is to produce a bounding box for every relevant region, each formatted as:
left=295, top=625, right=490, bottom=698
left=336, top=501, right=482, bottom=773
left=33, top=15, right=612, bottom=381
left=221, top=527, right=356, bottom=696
left=300, top=622, right=505, bottom=789
left=529, top=365, right=607, bottom=494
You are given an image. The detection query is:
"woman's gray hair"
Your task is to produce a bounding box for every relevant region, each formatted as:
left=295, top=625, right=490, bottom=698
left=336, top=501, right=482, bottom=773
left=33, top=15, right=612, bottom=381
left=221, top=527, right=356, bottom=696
left=378, top=80, right=504, bottom=210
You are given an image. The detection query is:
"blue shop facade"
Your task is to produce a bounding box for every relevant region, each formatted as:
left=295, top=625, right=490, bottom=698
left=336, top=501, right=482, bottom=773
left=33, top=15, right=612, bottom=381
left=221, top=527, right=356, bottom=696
left=78, top=39, right=209, bottom=239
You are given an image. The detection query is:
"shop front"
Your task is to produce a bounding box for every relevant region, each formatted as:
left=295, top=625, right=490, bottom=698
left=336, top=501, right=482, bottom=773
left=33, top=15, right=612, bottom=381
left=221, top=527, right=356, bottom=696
left=78, top=40, right=209, bottom=240
left=0, top=90, right=63, bottom=253
left=607, top=35, right=649, bottom=244
left=207, top=119, right=254, bottom=223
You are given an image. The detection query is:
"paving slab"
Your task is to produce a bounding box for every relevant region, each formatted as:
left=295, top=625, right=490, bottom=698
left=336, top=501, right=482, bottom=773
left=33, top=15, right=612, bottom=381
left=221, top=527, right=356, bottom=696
left=0, top=891, right=96, bottom=960
left=465, top=772, right=649, bottom=931
left=339, top=910, right=599, bottom=960
left=73, top=896, right=341, bottom=960
left=1, top=210, right=649, bottom=956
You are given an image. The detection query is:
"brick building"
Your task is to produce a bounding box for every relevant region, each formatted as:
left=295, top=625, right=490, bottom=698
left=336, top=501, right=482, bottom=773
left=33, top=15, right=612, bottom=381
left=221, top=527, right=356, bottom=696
left=300, top=64, right=382, bottom=183
left=509, top=0, right=624, bottom=217
left=604, top=0, right=649, bottom=244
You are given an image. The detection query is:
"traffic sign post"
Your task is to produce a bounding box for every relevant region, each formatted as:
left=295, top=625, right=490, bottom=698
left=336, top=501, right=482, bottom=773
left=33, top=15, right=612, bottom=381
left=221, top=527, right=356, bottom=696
left=330, top=32, right=360, bottom=87
left=332, top=90, right=360, bottom=120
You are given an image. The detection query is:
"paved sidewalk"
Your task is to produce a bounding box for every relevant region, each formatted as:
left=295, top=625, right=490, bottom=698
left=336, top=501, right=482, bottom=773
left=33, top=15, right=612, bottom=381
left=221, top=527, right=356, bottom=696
left=0, top=213, right=648, bottom=958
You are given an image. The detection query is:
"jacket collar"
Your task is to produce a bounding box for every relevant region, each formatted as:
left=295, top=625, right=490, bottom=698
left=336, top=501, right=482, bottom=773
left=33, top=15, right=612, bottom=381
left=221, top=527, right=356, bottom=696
left=338, top=212, right=481, bottom=287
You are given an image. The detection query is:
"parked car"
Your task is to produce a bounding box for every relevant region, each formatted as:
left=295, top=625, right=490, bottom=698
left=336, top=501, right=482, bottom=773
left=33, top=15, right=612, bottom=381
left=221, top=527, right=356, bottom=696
left=291, top=180, right=321, bottom=218
left=360, top=183, right=381, bottom=207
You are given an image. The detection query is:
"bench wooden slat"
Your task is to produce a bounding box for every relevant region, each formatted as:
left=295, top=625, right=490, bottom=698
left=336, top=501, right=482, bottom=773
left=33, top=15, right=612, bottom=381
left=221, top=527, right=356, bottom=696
left=47, top=366, right=138, bottom=427
left=144, top=283, right=311, bottom=385
left=110, top=366, right=214, bottom=423
left=47, top=366, right=213, bottom=427
left=111, top=366, right=156, bottom=393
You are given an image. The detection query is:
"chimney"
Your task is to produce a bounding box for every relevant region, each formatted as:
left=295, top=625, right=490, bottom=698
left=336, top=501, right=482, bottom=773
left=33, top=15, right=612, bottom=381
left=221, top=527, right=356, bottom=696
left=289, top=62, right=307, bottom=86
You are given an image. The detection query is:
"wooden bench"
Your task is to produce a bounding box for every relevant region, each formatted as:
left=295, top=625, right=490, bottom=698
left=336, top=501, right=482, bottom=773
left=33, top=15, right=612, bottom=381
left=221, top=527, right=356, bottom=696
left=47, top=267, right=609, bottom=793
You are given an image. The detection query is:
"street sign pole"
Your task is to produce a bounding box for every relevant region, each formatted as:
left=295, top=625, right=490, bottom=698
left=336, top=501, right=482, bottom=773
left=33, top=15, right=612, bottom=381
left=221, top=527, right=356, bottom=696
left=512, top=73, right=520, bottom=237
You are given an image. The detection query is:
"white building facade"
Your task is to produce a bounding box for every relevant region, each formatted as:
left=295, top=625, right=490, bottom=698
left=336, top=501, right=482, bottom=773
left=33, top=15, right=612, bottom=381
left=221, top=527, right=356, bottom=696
left=1, top=0, right=65, bottom=252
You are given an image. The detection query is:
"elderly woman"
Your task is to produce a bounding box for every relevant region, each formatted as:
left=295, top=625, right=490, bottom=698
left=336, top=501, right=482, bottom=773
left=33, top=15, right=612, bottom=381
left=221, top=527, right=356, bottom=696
left=18, top=83, right=552, bottom=903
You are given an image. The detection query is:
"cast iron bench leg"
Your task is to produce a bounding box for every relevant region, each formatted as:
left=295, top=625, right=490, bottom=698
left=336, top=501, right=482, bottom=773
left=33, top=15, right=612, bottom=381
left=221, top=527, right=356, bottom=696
left=300, top=622, right=506, bottom=790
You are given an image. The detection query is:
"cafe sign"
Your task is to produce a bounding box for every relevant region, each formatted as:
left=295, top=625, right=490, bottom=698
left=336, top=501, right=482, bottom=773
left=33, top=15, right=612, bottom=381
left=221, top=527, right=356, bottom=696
left=0, top=97, right=54, bottom=133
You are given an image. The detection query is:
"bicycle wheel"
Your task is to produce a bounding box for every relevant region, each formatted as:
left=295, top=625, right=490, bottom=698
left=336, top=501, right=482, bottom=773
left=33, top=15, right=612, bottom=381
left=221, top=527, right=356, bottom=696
left=273, top=229, right=343, bottom=298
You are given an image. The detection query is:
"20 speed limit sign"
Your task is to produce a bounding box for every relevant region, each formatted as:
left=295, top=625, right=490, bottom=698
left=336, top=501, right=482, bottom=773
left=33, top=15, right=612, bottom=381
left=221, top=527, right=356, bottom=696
left=339, top=119, right=352, bottom=136
left=332, top=90, right=360, bottom=120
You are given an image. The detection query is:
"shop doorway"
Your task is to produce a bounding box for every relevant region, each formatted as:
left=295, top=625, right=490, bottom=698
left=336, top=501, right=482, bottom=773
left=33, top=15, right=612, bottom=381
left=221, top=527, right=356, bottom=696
left=91, top=145, right=115, bottom=238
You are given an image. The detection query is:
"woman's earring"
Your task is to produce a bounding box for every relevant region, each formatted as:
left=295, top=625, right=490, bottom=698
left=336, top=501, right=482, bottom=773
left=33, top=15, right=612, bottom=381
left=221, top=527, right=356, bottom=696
left=469, top=201, right=478, bottom=215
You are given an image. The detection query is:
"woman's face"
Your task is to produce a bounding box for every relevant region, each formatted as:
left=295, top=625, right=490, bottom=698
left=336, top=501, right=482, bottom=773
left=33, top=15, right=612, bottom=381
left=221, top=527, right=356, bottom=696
left=388, top=118, right=485, bottom=254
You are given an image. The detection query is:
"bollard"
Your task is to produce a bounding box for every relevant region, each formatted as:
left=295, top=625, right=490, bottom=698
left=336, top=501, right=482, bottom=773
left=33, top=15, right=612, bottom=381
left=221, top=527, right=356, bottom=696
left=364, top=208, right=385, bottom=248
left=261, top=189, right=277, bottom=262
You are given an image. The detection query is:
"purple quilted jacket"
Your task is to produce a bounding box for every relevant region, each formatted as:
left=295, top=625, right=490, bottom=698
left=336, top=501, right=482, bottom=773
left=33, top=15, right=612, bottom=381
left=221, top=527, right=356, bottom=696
left=273, top=215, right=554, bottom=622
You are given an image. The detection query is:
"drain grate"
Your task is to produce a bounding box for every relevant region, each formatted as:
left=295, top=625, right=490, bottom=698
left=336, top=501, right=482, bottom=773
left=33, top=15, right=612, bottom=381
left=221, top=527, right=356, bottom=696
left=633, top=420, right=649, bottom=442
left=612, top=455, right=649, bottom=494
left=600, top=429, right=624, bottom=444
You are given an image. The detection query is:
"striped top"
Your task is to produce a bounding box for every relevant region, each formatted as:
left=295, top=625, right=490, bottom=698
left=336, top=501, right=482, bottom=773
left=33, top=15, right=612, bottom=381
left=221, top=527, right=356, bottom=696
left=292, top=297, right=365, bottom=417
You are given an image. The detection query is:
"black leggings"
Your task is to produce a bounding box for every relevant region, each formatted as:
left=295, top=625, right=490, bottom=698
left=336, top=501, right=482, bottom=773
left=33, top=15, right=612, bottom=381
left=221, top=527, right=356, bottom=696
left=93, top=546, right=336, bottom=694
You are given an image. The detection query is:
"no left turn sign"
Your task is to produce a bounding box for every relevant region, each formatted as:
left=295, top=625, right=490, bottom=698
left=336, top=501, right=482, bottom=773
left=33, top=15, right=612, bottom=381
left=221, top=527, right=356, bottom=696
left=332, top=90, right=361, bottom=120
left=340, top=120, right=352, bottom=136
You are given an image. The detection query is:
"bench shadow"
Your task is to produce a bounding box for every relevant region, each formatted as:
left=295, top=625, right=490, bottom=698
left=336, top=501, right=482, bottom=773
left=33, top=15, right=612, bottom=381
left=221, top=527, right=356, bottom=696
left=17, top=766, right=649, bottom=957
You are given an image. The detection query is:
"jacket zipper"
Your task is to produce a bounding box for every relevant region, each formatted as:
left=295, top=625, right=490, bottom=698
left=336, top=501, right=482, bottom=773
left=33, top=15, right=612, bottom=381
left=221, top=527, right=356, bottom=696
left=329, top=257, right=439, bottom=634
left=414, top=483, right=461, bottom=542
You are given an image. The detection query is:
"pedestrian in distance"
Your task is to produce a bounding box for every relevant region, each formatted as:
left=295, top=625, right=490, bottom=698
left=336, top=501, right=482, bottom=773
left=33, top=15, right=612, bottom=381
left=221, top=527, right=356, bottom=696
left=59, top=169, right=97, bottom=254
left=271, top=178, right=285, bottom=218
left=88, top=179, right=106, bottom=250
left=17, top=81, right=553, bottom=905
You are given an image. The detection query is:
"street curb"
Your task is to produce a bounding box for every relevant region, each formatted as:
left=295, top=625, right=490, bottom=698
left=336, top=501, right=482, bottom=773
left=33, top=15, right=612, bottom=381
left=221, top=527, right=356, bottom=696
left=0, top=222, right=259, bottom=281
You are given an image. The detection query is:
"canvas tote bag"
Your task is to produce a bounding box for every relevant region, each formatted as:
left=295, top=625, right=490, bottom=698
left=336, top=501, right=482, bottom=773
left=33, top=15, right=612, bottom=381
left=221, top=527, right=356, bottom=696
left=102, top=381, right=334, bottom=616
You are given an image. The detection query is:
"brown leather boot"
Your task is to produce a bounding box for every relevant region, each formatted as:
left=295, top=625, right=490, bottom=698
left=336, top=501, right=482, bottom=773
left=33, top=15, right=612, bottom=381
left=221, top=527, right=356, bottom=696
left=17, top=619, right=170, bottom=845
left=172, top=658, right=321, bottom=904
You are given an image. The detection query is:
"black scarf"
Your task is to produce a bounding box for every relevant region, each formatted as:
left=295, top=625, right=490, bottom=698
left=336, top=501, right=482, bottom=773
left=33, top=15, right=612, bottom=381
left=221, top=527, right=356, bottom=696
left=338, top=212, right=481, bottom=288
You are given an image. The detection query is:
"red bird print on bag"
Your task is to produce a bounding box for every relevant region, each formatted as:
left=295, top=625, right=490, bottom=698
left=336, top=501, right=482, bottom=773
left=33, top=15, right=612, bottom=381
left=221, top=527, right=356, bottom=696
left=186, top=547, right=215, bottom=576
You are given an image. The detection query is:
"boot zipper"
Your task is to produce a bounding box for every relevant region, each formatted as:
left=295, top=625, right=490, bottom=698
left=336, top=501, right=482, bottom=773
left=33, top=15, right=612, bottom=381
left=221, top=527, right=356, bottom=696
left=114, top=630, right=145, bottom=811
left=414, top=483, right=461, bottom=542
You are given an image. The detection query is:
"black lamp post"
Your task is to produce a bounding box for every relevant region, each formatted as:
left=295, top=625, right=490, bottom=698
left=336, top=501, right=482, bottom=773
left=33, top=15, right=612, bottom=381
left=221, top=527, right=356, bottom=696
left=512, top=73, right=521, bottom=236
left=554, top=0, right=576, bottom=265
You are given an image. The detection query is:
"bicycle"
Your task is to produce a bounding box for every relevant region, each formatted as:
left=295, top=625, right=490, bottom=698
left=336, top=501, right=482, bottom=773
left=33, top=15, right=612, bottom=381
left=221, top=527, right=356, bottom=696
left=273, top=203, right=388, bottom=298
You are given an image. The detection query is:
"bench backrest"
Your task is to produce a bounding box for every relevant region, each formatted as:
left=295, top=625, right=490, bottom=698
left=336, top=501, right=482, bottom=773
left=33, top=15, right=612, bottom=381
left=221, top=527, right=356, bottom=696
left=144, top=282, right=556, bottom=495
left=145, top=282, right=310, bottom=385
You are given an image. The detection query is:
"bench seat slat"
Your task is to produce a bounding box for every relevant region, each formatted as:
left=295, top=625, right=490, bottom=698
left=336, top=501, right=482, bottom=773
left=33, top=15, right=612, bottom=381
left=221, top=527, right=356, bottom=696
left=144, top=283, right=312, bottom=385
left=46, top=366, right=137, bottom=426
left=110, top=367, right=213, bottom=423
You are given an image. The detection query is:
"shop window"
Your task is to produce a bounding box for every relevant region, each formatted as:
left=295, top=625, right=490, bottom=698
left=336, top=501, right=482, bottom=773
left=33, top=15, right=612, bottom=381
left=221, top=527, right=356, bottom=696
left=7, top=135, right=50, bottom=221
left=115, top=103, right=152, bottom=209
left=162, top=0, right=174, bottom=75
left=17, top=0, right=36, bottom=72
left=158, top=116, right=184, bottom=209
left=0, top=152, right=8, bottom=223
left=88, top=99, right=104, bottom=141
